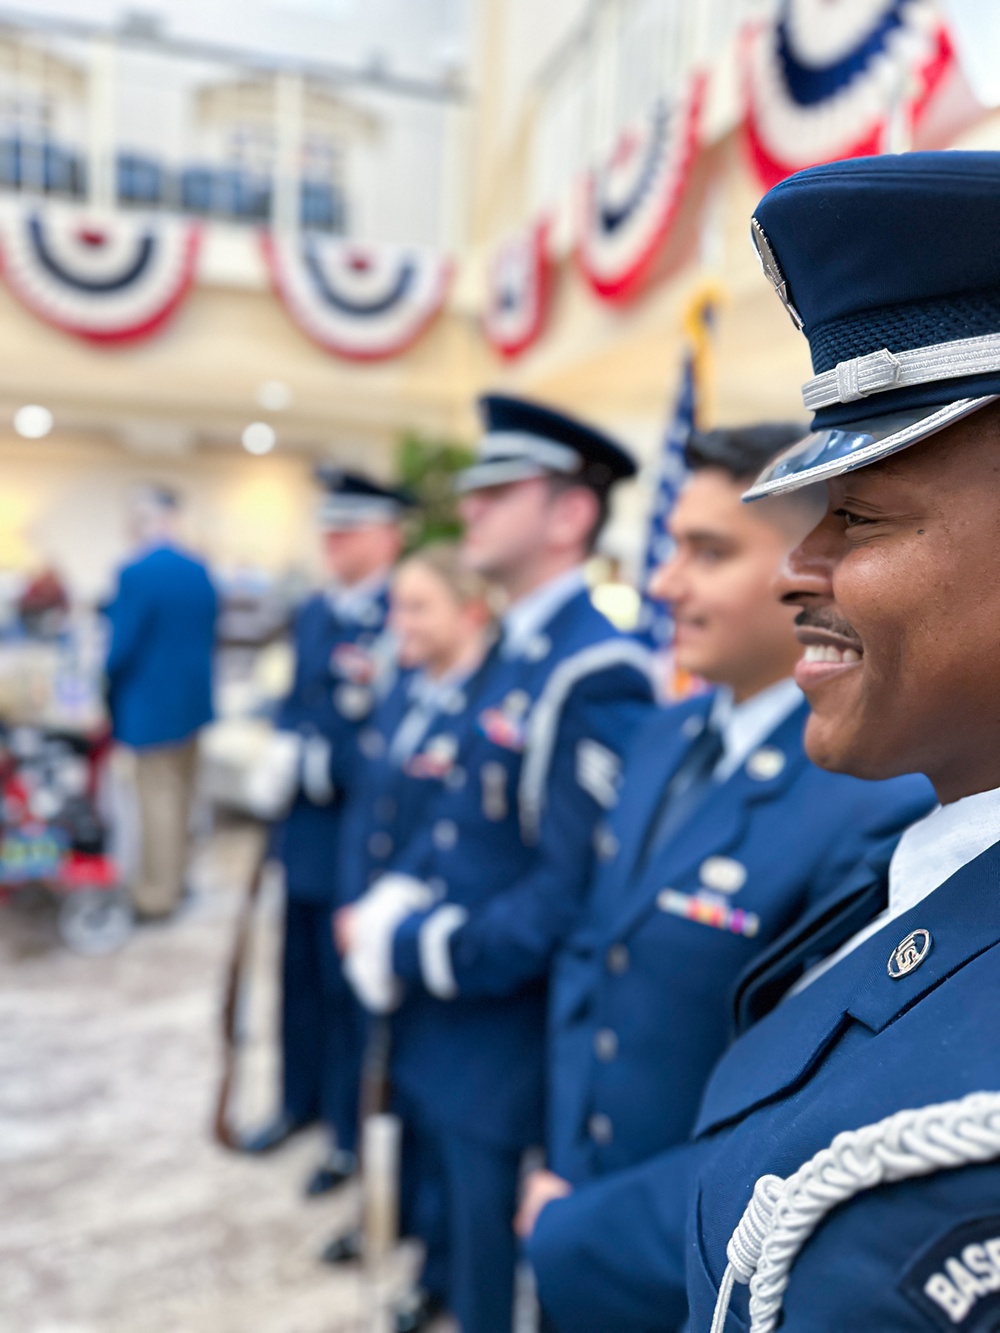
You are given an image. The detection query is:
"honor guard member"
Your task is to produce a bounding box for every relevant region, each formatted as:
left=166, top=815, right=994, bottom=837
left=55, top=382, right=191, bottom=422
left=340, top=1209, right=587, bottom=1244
left=243, top=468, right=410, bottom=1199
left=323, top=546, right=496, bottom=1303
left=526, top=152, right=1000, bottom=1333
left=517, top=424, right=933, bottom=1293
left=339, top=395, right=657, bottom=1333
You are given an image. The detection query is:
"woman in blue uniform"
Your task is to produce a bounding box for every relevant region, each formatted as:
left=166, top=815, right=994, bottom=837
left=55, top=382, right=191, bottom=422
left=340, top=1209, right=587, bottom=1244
left=325, top=545, right=496, bottom=1326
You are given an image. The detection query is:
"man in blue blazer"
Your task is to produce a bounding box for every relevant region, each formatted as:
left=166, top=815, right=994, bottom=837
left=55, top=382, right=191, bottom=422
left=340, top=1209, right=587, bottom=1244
left=527, top=153, right=1000, bottom=1333
left=242, top=469, right=411, bottom=1199
left=340, top=395, right=656, bottom=1333
left=519, top=426, right=932, bottom=1323
left=105, top=484, right=217, bottom=920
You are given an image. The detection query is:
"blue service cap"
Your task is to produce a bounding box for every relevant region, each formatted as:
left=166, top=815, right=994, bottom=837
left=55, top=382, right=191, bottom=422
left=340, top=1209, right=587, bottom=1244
left=313, top=465, right=415, bottom=529
left=456, top=393, right=637, bottom=494
left=743, top=151, right=1000, bottom=500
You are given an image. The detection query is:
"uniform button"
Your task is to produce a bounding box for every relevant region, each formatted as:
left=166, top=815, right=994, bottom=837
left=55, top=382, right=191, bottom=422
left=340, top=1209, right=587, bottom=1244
left=588, top=1112, right=613, bottom=1145
left=606, top=944, right=629, bottom=974
left=445, top=765, right=466, bottom=791
left=594, top=1028, right=618, bottom=1061
left=368, top=831, right=393, bottom=859
left=374, top=795, right=396, bottom=821
left=433, top=819, right=458, bottom=850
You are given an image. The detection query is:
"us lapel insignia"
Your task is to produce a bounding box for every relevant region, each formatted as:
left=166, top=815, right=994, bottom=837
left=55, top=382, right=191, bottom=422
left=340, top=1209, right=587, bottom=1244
left=887, top=928, right=932, bottom=979
left=699, top=856, right=747, bottom=895
left=746, top=746, right=786, bottom=781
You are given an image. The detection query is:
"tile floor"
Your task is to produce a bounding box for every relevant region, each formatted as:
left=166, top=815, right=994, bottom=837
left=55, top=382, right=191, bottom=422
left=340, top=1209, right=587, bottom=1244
left=0, top=822, right=428, bottom=1333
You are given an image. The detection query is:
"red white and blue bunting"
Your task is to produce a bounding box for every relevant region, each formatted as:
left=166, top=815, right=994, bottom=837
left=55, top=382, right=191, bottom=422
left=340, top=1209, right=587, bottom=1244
left=263, top=231, right=452, bottom=362
left=743, top=0, right=954, bottom=189
left=577, top=75, right=706, bottom=305
left=0, top=201, right=200, bottom=343
left=482, top=219, right=551, bottom=360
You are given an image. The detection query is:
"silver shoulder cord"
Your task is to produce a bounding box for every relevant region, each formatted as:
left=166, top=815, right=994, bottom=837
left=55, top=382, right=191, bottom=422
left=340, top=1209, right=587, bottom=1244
left=709, top=1090, right=1000, bottom=1333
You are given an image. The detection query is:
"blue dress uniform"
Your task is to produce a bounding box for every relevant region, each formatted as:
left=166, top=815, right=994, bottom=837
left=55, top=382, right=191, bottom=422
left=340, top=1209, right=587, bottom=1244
left=270, top=579, right=393, bottom=1149
left=336, top=662, right=490, bottom=1294
left=545, top=687, right=934, bottom=1190
left=253, top=469, right=411, bottom=1159
left=344, top=395, right=657, bottom=1333
left=385, top=583, right=654, bottom=1332
left=531, top=152, right=1000, bottom=1333
left=105, top=541, right=216, bottom=747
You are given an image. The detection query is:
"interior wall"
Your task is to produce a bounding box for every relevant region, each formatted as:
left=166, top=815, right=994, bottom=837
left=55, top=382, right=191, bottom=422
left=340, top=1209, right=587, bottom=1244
left=0, top=434, right=325, bottom=604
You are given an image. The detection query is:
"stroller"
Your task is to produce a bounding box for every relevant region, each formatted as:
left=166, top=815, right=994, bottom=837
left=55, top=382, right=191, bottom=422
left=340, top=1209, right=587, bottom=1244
left=0, top=724, right=128, bottom=954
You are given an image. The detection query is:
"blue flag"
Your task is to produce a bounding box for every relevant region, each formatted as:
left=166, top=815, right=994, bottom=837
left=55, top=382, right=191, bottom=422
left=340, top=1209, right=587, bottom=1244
left=635, top=351, right=696, bottom=648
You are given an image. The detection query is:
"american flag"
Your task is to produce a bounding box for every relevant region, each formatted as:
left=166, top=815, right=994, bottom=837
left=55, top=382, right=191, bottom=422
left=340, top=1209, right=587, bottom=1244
left=635, top=350, right=697, bottom=648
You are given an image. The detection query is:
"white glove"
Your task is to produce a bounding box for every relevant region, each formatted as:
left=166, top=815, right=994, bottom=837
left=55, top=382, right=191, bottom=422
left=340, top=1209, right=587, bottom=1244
left=244, top=730, right=303, bottom=820
left=344, top=874, right=435, bottom=1014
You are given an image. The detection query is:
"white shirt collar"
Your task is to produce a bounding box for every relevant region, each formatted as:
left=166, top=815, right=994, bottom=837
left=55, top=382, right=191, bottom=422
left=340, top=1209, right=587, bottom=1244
left=709, top=677, right=803, bottom=782
left=887, top=785, right=1000, bottom=917
left=500, top=566, right=587, bottom=659
left=326, top=571, right=388, bottom=622
left=791, top=782, right=1000, bottom=997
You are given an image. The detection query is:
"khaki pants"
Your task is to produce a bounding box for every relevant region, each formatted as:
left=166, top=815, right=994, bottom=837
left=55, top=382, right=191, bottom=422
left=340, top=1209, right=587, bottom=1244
left=131, top=738, right=198, bottom=918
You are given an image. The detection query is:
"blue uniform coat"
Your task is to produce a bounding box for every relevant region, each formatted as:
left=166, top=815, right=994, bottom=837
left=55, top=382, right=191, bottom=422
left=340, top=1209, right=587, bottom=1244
left=272, top=586, right=392, bottom=902
left=270, top=582, right=392, bottom=1139
left=547, top=692, right=935, bottom=1184
left=386, top=589, right=657, bottom=1152
left=530, top=837, right=1000, bottom=1333
left=105, top=543, right=217, bottom=748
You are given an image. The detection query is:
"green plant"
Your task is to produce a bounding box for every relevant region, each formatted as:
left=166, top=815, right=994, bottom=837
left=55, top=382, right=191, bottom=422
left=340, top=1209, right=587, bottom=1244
left=396, top=430, right=476, bottom=549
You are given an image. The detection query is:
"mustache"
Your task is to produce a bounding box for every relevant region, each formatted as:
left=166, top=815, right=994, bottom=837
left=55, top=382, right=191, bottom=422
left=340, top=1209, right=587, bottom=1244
left=794, top=608, right=863, bottom=644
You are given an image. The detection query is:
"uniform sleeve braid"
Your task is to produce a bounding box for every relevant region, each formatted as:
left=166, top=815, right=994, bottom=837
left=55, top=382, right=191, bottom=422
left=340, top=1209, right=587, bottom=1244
left=709, top=1090, right=1000, bottom=1333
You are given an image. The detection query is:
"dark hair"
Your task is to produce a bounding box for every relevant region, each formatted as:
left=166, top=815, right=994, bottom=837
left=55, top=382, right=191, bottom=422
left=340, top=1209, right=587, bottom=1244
left=685, top=424, right=806, bottom=482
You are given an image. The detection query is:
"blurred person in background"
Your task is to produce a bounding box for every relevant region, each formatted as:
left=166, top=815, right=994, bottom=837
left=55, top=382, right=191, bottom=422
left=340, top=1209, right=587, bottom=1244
left=517, top=426, right=934, bottom=1331
left=322, top=545, right=496, bottom=1303
left=338, top=396, right=656, bottom=1333
left=104, top=484, right=217, bottom=921
left=242, top=470, right=411, bottom=1205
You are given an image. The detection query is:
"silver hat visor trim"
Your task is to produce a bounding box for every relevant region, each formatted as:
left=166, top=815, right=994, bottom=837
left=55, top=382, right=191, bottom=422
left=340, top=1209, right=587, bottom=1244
left=803, top=331, right=1000, bottom=410
left=455, top=430, right=581, bottom=494
left=454, top=457, right=552, bottom=493
left=743, top=395, right=998, bottom=501
left=318, top=496, right=403, bottom=529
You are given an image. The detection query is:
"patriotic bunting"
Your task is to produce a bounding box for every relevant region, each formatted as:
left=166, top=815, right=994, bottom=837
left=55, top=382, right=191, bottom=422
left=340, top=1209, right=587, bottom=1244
left=0, top=201, right=200, bottom=343
left=577, top=75, right=706, bottom=305
left=482, top=219, right=551, bottom=360
left=263, top=231, right=452, bottom=362
left=743, top=0, right=954, bottom=190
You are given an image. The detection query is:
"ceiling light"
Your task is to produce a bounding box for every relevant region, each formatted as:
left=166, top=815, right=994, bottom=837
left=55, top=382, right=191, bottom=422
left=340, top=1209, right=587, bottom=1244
left=14, top=405, right=53, bottom=439
left=242, top=421, right=276, bottom=455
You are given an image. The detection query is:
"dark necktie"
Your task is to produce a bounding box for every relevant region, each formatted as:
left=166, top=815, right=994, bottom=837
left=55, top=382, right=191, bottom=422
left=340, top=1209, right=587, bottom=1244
left=642, top=722, right=726, bottom=865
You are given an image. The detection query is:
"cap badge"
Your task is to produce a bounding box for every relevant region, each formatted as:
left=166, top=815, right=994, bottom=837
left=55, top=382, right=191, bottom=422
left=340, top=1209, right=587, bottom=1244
left=751, top=217, right=804, bottom=332
left=887, top=928, right=932, bottom=979
left=699, top=856, right=747, bottom=895
left=746, top=746, right=786, bottom=781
